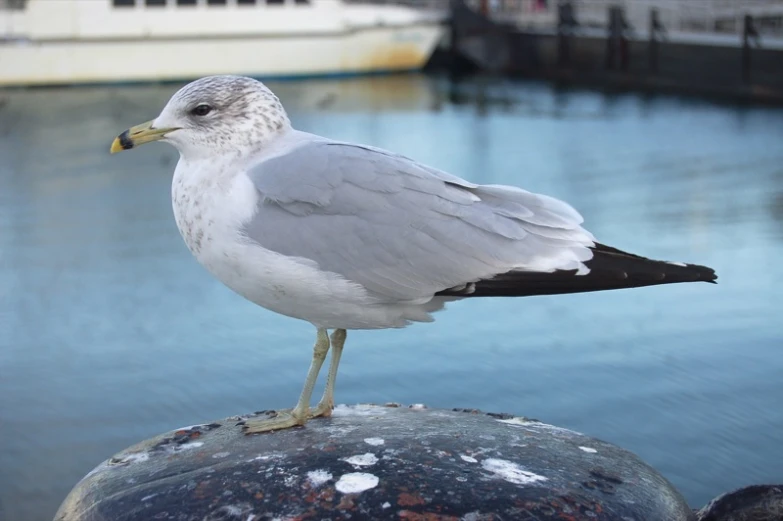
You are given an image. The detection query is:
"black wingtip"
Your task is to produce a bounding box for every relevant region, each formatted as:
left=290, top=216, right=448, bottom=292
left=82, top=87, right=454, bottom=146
left=680, top=260, right=718, bottom=284
left=436, top=244, right=718, bottom=299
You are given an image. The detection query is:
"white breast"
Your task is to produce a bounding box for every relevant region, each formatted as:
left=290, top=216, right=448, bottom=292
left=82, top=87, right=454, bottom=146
left=170, top=160, right=424, bottom=330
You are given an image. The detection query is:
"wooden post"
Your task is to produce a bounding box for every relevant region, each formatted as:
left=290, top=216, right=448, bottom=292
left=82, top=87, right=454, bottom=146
left=606, top=5, right=619, bottom=70
left=648, top=7, right=664, bottom=74
left=742, top=14, right=760, bottom=84
left=557, top=1, right=575, bottom=68
left=619, top=7, right=630, bottom=71
left=606, top=5, right=630, bottom=72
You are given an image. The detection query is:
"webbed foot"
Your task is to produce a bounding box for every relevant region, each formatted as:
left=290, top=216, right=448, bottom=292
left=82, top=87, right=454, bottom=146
left=242, top=409, right=306, bottom=434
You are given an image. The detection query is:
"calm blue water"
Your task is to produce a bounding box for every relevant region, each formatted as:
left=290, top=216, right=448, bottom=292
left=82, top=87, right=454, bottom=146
left=0, top=74, right=781, bottom=521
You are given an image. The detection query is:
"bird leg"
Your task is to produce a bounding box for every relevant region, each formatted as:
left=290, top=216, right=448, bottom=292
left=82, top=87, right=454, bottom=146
left=309, top=329, right=346, bottom=419
left=243, top=328, right=330, bottom=434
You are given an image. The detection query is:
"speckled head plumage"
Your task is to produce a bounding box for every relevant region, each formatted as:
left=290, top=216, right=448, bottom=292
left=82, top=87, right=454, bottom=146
left=150, top=75, right=291, bottom=158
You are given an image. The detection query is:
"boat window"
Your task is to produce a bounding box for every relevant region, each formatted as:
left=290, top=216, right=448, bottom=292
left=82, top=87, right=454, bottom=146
left=177, top=0, right=196, bottom=5
left=237, top=0, right=256, bottom=5
left=112, top=0, right=135, bottom=7
left=266, top=0, right=284, bottom=5
left=145, top=0, right=166, bottom=6
left=295, top=0, right=309, bottom=4
left=207, top=0, right=227, bottom=5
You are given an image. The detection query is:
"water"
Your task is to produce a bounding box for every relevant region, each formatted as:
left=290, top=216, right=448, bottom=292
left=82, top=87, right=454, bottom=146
left=0, top=74, right=781, bottom=521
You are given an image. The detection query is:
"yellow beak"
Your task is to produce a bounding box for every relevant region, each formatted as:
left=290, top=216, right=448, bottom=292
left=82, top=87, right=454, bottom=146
left=110, top=120, right=178, bottom=154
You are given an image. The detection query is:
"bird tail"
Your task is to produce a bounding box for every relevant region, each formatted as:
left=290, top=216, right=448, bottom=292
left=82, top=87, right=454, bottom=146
left=436, top=243, right=717, bottom=298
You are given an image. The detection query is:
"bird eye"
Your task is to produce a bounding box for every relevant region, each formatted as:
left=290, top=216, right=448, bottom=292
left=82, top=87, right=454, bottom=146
left=191, top=104, right=212, bottom=117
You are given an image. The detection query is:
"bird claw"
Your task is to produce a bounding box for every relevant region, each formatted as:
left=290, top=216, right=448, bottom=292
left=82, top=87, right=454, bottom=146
left=242, top=409, right=306, bottom=434
left=308, top=401, right=334, bottom=419
left=241, top=403, right=333, bottom=434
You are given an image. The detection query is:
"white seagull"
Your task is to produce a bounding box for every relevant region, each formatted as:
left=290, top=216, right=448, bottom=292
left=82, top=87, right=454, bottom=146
left=111, top=76, right=716, bottom=433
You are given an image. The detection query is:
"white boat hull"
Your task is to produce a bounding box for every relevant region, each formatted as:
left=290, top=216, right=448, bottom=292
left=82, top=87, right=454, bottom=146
left=0, top=23, right=443, bottom=86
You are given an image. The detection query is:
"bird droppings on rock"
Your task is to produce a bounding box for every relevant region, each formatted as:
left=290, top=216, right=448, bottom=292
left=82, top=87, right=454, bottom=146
left=497, top=416, right=570, bottom=433
left=324, top=425, right=359, bottom=438
left=206, top=503, right=253, bottom=520
left=175, top=441, right=204, bottom=452
left=54, top=404, right=701, bottom=521
left=481, top=458, right=548, bottom=485
left=579, top=446, right=598, bottom=453
left=107, top=452, right=149, bottom=466
left=495, top=416, right=529, bottom=427
left=335, top=472, right=380, bottom=494
left=306, top=470, right=332, bottom=488
left=332, top=404, right=388, bottom=417
left=343, top=453, right=379, bottom=467
left=173, top=422, right=222, bottom=432
left=248, top=452, right=285, bottom=463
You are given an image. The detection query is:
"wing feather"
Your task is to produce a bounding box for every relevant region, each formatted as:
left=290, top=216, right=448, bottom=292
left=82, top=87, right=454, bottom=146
left=244, top=135, right=594, bottom=301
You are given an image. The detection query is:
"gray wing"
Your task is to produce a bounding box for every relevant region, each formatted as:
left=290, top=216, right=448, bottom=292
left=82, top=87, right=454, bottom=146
left=243, top=136, right=594, bottom=302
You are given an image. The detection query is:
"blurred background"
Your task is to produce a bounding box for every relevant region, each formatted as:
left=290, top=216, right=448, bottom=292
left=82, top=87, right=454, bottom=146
left=1, top=0, right=782, bottom=520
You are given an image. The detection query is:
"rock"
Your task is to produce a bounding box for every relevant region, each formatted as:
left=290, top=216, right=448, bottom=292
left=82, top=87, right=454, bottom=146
left=696, top=484, right=783, bottom=521
left=54, top=404, right=696, bottom=521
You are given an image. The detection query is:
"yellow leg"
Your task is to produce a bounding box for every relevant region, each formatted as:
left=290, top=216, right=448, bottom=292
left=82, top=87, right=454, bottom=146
left=310, top=329, right=346, bottom=419
left=243, top=328, right=330, bottom=434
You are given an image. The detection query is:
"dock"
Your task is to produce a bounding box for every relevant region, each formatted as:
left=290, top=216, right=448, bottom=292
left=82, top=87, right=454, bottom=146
left=437, top=0, right=783, bottom=104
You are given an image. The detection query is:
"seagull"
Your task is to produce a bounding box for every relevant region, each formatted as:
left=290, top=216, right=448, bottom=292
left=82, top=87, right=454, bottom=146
left=111, top=75, right=716, bottom=434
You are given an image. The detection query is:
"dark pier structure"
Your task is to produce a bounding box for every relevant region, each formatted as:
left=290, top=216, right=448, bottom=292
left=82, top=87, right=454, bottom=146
left=441, top=0, right=783, bottom=105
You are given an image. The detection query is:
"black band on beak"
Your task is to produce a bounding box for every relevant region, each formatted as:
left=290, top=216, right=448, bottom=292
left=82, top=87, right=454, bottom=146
left=118, top=130, right=135, bottom=151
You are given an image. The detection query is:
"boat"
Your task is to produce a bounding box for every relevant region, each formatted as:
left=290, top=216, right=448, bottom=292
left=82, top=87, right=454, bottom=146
left=0, top=0, right=447, bottom=87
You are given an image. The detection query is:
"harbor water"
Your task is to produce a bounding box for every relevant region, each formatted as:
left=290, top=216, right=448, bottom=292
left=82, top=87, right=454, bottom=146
left=0, top=74, right=781, bottom=521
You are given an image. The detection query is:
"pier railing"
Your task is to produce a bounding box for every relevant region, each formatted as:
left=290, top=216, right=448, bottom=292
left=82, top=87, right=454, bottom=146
left=465, top=0, right=783, bottom=36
